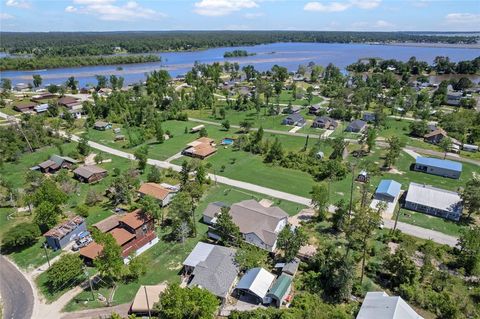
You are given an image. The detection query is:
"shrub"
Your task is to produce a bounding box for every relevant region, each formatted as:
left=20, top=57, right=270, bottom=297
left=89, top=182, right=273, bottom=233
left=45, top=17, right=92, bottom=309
left=2, top=222, right=40, bottom=252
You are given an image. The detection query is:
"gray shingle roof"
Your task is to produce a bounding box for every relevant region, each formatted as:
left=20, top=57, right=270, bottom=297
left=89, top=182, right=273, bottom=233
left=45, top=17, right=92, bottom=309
left=203, top=202, right=229, bottom=219
left=405, top=182, right=462, bottom=214
left=357, top=292, right=423, bottom=319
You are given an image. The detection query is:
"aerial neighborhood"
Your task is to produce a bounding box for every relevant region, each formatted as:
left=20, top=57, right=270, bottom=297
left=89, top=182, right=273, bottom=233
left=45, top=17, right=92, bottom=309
left=0, top=28, right=480, bottom=319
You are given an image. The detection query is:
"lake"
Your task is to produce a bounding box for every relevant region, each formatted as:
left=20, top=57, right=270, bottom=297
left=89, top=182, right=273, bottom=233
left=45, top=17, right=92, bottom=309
left=1, top=42, right=479, bottom=87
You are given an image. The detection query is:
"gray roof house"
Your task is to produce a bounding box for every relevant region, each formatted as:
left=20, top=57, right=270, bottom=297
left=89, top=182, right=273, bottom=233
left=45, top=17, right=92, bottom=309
left=404, top=182, right=463, bottom=221
left=32, top=154, right=78, bottom=173
left=446, top=91, right=463, bottom=106
left=230, top=200, right=289, bottom=252
left=312, top=116, right=337, bottom=129
left=357, top=291, right=423, bottom=319
left=282, top=113, right=306, bottom=127
left=202, top=202, right=229, bottom=225
left=235, top=267, right=276, bottom=304
left=345, top=120, right=367, bottom=133
left=183, top=242, right=238, bottom=301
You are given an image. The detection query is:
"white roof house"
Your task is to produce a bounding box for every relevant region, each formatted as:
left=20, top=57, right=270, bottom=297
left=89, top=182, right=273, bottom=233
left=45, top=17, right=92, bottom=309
left=182, top=242, right=215, bottom=269
left=235, top=267, right=275, bottom=301
left=357, top=292, right=423, bottom=319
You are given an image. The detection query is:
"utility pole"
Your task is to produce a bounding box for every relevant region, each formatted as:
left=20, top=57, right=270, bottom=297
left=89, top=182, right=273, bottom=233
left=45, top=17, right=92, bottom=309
left=348, top=164, right=355, bottom=217
left=144, top=285, right=152, bottom=319
left=392, top=203, right=401, bottom=233
left=84, top=266, right=95, bottom=301
left=43, top=242, right=51, bottom=268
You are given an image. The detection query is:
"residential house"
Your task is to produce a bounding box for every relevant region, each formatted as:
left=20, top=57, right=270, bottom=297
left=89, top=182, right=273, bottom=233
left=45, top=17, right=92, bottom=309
left=427, top=124, right=439, bottom=133
left=34, top=104, right=49, bottom=114
left=283, top=105, right=301, bottom=114
left=207, top=199, right=289, bottom=252
left=202, top=202, right=229, bottom=225
left=13, top=101, right=37, bottom=113
left=282, top=113, right=306, bottom=127
left=424, top=128, right=448, bottom=144
left=137, top=182, right=179, bottom=207
left=73, top=165, right=108, bottom=183
left=14, top=83, right=29, bottom=92
left=356, top=291, right=423, bottom=319
left=32, top=154, right=77, bottom=174
left=266, top=273, right=293, bottom=307
left=182, top=137, right=217, bottom=159
left=58, top=96, right=81, bottom=108
left=280, top=258, right=300, bottom=277
left=311, top=116, right=337, bottom=129
left=374, top=180, right=402, bottom=203
left=130, top=284, right=167, bottom=316
left=446, top=91, right=463, bottom=106
left=413, top=157, right=462, bottom=179
left=356, top=170, right=369, bottom=183
left=190, top=125, right=205, bottom=133
left=44, top=216, right=86, bottom=250
left=93, top=215, right=120, bottom=233
left=235, top=267, right=275, bottom=304
left=462, top=144, right=479, bottom=152
left=345, top=120, right=367, bottom=133
left=93, top=121, right=112, bottom=131
left=80, top=209, right=158, bottom=264
left=362, top=112, right=376, bottom=123
left=31, top=92, right=56, bottom=102
left=308, top=103, right=325, bottom=115
left=183, top=242, right=238, bottom=302
left=404, top=182, right=462, bottom=221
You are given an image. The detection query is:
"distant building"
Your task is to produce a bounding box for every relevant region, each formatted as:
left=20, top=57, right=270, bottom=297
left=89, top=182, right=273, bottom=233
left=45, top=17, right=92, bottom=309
left=34, top=103, right=49, bottom=114
left=424, top=128, right=448, bottom=144
left=13, top=101, right=37, bottom=113
left=356, top=170, right=369, bottom=183
left=357, top=291, right=423, bottom=319
left=413, top=157, right=462, bottom=179
left=282, top=105, right=301, bottom=114
left=44, top=216, right=86, bottom=250
left=137, top=182, right=179, bottom=207
left=446, top=91, right=463, bottom=106
left=93, top=121, right=112, bottom=131
left=182, top=137, right=217, bottom=159
left=282, top=113, right=306, bottom=127
left=462, top=144, right=479, bottom=152
left=312, top=116, right=337, bottom=129
left=345, top=120, right=367, bottom=133
left=404, top=182, right=462, bottom=221
left=32, top=155, right=77, bottom=174
left=362, top=112, right=376, bottom=123
left=73, top=165, right=108, bottom=183
left=308, top=104, right=325, bottom=115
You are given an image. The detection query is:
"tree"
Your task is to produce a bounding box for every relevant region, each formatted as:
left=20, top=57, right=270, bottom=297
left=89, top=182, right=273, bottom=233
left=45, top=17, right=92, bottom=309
left=235, top=244, right=268, bottom=272
left=310, top=183, right=329, bottom=221
left=147, top=165, right=162, bottom=183
left=329, top=136, right=348, bottom=160
left=239, top=120, right=252, bottom=133
left=331, top=200, right=349, bottom=233
left=456, top=226, right=480, bottom=275
left=94, top=153, right=104, bottom=164
left=155, top=283, right=219, bottom=319
left=195, top=164, right=207, bottom=185
left=85, top=189, right=102, bottom=206
left=365, top=128, right=377, bottom=152
left=384, top=248, right=418, bottom=288
left=1, top=222, right=40, bottom=252
left=34, top=201, right=61, bottom=232
left=93, top=230, right=124, bottom=281
left=384, top=136, right=405, bottom=168
left=134, top=146, right=149, bottom=171
left=77, top=134, right=90, bottom=156
left=438, top=137, right=452, bottom=159
left=32, top=74, right=42, bottom=88
left=108, top=175, right=133, bottom=205
left=180, top=160, right=190, bottom=186
left=29, top=179, right=68, bottom=208
left=461, top=176, right=480, bottom=219
left=221, top=120, right=230, bottom=131
left=169, top=192, right=195, bottom=238
left=46, top=254, right=84, bottom=292
left=125, top=255, right=147, bottom=282
left=199, top=127, right=208, bottom=137
left=214, top=207, right=241, bottom=246
left=139, top=195, right=161, bottom=222
left=95, top=75, right=108, bottom=90
left=264, top=138, right=284, bottom=163
left=306, top=86, right=314, bottom=104
left=277, top=225, right=307, bottom=261
left=65, top=76, right=78, bottom=91
left=155, top=121, right=165, bottom=144
left=409, top=121, right=429, bottom=137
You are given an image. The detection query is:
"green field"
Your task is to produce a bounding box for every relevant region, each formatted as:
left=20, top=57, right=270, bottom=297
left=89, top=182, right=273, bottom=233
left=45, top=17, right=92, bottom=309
left=397, top=209, right=464, bottom=237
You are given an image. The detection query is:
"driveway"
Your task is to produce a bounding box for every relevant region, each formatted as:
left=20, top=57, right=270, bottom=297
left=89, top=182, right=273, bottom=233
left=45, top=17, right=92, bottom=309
left=0, top=256, right=34, bottom=319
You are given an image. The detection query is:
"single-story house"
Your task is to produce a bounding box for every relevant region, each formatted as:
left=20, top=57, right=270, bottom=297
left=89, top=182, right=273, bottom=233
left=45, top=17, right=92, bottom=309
left=427, top=124, right=439, bottom=133
left=413, top=157, right=462, bottom=179
left=424, top=128, right=448, bottom=144
left=182, top=137, right=217, bottom=159
left=357, top=291, right=423, bottom=319
left=308, top=104, right=324, bottom=115
left=283, top=105, right=301, bottom=114
left=31, top=92, right=56, bottom=102
left=58, top=96, right=81, bottom=108
left=93, top=121, right=112, bottom=131
left=362, top=112, right=376, bottom=122
left=73, top=165, right=108, bottom=183
left=93, top=215, right=120, bottom=233
left=138, top=182, right=179, bottom=207
left=281, top=258, right=300, bottom=277
left=374, top=180, right=401, bottom=203
left=14, top=102, right=37, bottom=113
left=202, top=202, right=229, bottom=225
left=208, top=199, right=289, bottom=252
left=130, top=284, right=167, bottom=316
left=446, top=91, right=463, bottom=106
left=14, top=83, right=29, bottom=92
left=282, top=113, right=306, bottom=127
left=235, top=267, right=275, bottom=304
left=44, top=216, right=86, bottom=250
left=183, top=242, right=238, bottom=301
left=32, top=154, right=77, bottom=174
left=404, top=182, right=462, bottom=221
left=266, top=273, right=293, bottom=307
left=345, top=120, right=367, bottom=133
left=34, top=103, right=49, bottom=113
left=311, top=116, right=337, bottom=129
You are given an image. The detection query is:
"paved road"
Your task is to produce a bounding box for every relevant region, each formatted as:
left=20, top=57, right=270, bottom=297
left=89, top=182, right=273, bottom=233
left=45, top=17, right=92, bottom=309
left=0, top=256, right=34, bottom=319
left=383, top=220, right=457, bottom=247
left=406, top=145, right=480, bottom=166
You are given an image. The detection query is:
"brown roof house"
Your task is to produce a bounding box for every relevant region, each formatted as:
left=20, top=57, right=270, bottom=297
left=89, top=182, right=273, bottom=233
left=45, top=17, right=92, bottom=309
left=32, top=154, right=77, bottom=174
left=138, top=182, right=179, bottom=207
left=80, top=209, right=158, bottom=264
left=13, top=101, right=37, bottom=113
left=73, top=165, right=107, bottom=183
left=182, top=137, right=217, bottom=159
left=206, top=199, right=289, bottom=252
left=424, top=128, right=448, bottom=144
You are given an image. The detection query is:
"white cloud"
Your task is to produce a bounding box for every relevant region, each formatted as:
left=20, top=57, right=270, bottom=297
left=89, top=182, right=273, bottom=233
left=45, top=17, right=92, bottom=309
left=445, top=13, right=480, bottom=25
left=66, top=0, right=164, bottom=21
left=65, top=6, right=77, bottom=12
left=304, top=0, right=381, bottom=12
left=244, top=12, right=264, bottom=19
left=411, top=0, right=430, bottom=8
left=194, top=0, right=258, bottom=16
left=5, top=0, right=30, bottom=9
left=375, top=19, right=393, bottom=27
left=0, top=12, right=14, bottom=20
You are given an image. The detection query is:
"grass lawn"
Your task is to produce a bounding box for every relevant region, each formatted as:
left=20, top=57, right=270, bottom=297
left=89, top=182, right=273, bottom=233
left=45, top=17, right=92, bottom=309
left=396, top=209, right=464, bottom=237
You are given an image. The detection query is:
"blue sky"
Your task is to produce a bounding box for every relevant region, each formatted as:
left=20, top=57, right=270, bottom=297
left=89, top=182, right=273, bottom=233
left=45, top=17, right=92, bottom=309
left=1, top=0, right=479, bottom=32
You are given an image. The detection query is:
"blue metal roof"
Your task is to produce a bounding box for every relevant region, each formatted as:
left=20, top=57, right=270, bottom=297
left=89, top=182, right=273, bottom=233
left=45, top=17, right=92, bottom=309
left=376, top=179, right=401, bottom=198
left=415, top=157, right=462, bottom=172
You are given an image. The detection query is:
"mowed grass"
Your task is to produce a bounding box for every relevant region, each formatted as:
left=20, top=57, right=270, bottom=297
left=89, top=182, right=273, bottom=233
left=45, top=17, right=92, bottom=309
left=397, top=209, right=464, bottom=237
